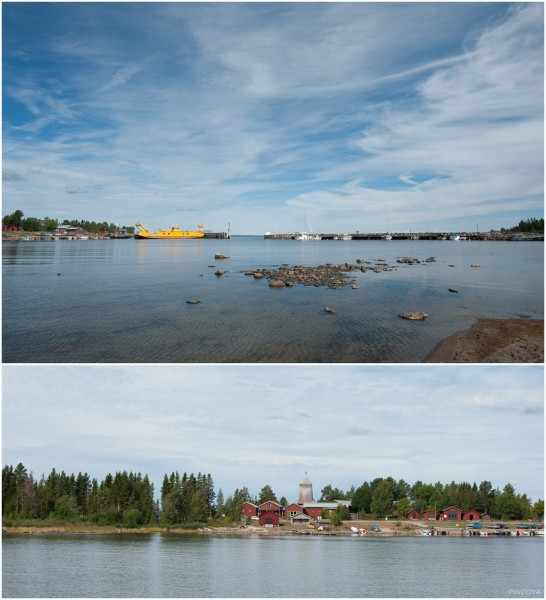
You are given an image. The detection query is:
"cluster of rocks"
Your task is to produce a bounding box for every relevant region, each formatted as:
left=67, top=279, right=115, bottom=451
left=245, top=264, right=361, bottom=289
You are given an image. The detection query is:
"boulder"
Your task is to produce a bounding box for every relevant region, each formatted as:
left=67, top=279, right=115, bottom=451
left=253, top=273, right=263, bottom=279
left=269, top=279, right=285, bottom=287
left=214, top=270, right=223, bottom=276
left=324, top=307, right=336, bottom=314
left=186, top=300, right=201, bottom=304
left=448, top=288, right=458, bottom=293
left=471, top=264, right=480, bottom=268
left=398, top=311, right=430, bottom=321
left=215, top=254, right=229, bottom=259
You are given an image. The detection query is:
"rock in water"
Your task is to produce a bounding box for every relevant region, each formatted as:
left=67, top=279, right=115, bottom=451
left=215, top=254, right=230, bottom=259
left=186, top=300, right=201, bottom=304
left=399, top=311, right=430, bottom=321
left=351, top=285, right=360, bottom=289
left=269, top=279, right=285, bottom=287
left=448, top=288, right=458, bottom=293
left=253, top=273, right=263, bottom=279
left=214, top=270, right=223, bottom=276
left=471, top=264, right=480, bottom=268
left=324, top=307, right=336, bottom=314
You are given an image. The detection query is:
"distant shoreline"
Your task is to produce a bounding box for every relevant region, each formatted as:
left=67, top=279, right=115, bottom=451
left=423, top=318, right=544, bottom=363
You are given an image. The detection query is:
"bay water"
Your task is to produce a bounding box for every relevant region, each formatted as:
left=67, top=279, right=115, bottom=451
left=2, top=238, right=543, bottom=362
left=2, top=533, right=543, bottom=598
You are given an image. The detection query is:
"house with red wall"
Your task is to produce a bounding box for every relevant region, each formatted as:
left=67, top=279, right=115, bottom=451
left=407, top=509, right=420, bottom=520
left=462, top=509, right=480, bottom=521
left=423, top=510, right=437, bottom=520
left=243, top=502, right=258, bottom=518
left=439, top=506, right=463, bottom=520
left=259, top=511, right=279, bottom=527
left=284, top=503, right=303, bottom=519
left=259, top=501, right=281, bottom=516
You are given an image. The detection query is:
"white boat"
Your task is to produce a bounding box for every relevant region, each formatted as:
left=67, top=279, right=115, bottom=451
left=437, top=234, right=447, bottom=240
left=358, top=528, right=366, bottom=535
left=419, top=530, right=433, bottom=536
left=77, top=235, right=89, bottom=240
left=19, top=236, right=31, bottom=241
left=382, top=206, right=392, bottom=240
left=351, top=526, right=359, bottom=533
left=448, top=233, right=460, bottom=241
left=536, top=529, right=544, bottom=536
left=295, top=209, right=321, bottom=241
left=339, top=234, right=352, bottom=241
left=410, top=234, right=419, bottom=240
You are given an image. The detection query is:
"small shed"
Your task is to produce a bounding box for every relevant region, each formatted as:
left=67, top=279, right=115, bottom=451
left=481, top=513, right=492, bottom=521
left=407, top=509, right=420, bottom=520
left=317, top=518, right=331, bottom=526
left=291, top=514, right=311, bottom=526
left=2, top=224, right=18, bottom=232
left=439, top=506, right=462, bottom=521
left=424, top=510, right=437, bottom=520
left=462, top=509, right=480, bottom=521
left=259, top=510, right=280, bottom=527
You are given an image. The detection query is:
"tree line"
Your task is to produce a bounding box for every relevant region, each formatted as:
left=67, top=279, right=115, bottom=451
left=3, top=464, right=543, bottom=527
left=349, top=477, right=543, bottom=521
left=500, top=218, right=544, bottom=233
left=2, top=210, right=134, bottom=234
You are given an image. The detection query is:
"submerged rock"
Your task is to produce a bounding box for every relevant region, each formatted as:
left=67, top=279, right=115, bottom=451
left=214, top=270, right=223, bottom=276
left=324, top=307, right=336, bottom=314
left=448, top=288, right=459, bottom=293
left=399, top=311, right=430, bottom=321
left=186, top=300, right=201, bottom=304
left=215, top=254, right=230, bottom=259
left=471, top=264, right=480, bottom=268
left=269, top=279, right=285, bottom=287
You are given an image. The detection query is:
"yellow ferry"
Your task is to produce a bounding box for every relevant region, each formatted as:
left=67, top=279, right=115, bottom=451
left=135, top=220, right=205, bottom=239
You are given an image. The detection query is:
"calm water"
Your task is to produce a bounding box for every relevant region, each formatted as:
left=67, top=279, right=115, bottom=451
left=2, top=534, right=543, bottom=598
left=2, top=238, right=543, bottom=362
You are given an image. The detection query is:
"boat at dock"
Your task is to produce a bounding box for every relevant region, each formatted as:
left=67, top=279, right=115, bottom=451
left=135, top=220, right=205, bottom=239
left=295, top=209, right=321, bottom=241
left=419, top=530, right=433, bottom=536
left=339, top=234, right=352, bottom=241
left=448, top=233, right=460, bottom=241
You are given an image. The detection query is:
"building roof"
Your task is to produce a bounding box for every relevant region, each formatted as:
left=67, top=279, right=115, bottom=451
left=243, top=502, right=258, bottom=507
left=463, top=509, right=480, bottom=514
left=333, top=499, right=351, bottom=507
left=441, top=506, right=462, bottom=512
left=302, top=502, right=339, bottom=509
left=291, top=514, right=311, bottom=521
left=259, top=501, right=281, bottom=508
left=300, top=472, right=312, bottom=485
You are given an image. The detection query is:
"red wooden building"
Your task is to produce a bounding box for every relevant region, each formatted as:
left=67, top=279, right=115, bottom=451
left=259, top=501, right=281, bottom=516
left=2, top=224, right=18, bottom=232
left=284, top=503, right=303, bottom=519
left=481, top=513, right=492, bottom=521
left=423, top=510, right=437, bottom=520
left=259, top=511, right=279, bottom=527
left=462, top=509, right=480, bottom=521
left=407, top=509, right=420, bottom=520
left=439, top=506, right=463, bottom=521
left=243, top=502, right=259, bottom=518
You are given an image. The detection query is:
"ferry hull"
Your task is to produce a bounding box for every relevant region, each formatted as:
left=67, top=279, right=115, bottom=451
left=135, top=220, right=205, bottom=239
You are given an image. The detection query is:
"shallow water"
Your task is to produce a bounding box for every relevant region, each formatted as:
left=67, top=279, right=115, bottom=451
left=2, top=238, right=543, bottom=362
left=2, top=533, right=543, bottom=598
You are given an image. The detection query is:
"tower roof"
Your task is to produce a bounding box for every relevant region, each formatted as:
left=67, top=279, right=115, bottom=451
left=300, top=472, right=312, bottom=485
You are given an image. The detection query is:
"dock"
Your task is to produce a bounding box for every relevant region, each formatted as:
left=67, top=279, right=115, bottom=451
left=264, top=232, right=544, bottom=241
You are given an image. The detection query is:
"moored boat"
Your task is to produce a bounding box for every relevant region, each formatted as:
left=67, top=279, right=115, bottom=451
left=339, top=234, right=352, bottom=241
left=448, top=233, right=460, bottom=241
left=350, top=526, right=359, bottom=533
left=135, top=220, right=205, bottom=239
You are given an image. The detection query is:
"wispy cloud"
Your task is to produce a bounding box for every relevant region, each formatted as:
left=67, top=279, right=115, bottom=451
left=347, top=427, right=371, bottom=436
left=522, top=406, right=543, bottom=415
left=99, top=55, right=155, bottom=93
left=2, top=172, right=24, bottom=182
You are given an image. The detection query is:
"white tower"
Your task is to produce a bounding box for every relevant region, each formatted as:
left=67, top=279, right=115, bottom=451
left=297, top=471, right=314, bottom=504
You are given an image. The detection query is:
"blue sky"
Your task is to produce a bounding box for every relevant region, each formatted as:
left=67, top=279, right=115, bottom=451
left=3, top=365, right=543, bottom=504
left=2, top=3, right=544, bottom=234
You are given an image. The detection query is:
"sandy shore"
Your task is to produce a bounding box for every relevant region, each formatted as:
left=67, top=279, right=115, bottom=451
left=423, top=319, right=544, bottom=363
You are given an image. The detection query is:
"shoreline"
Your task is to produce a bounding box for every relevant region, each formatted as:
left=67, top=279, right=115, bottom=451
left=423, top=318, right=544, bottom=363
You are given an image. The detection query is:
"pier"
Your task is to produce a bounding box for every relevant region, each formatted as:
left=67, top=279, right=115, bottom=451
left=264, top=232, right=544, bottom=241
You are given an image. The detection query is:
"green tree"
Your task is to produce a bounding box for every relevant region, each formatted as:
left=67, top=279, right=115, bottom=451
left=370, top=480, right=394, bottom=518
left=189, top=490, right=209, bottom=522
left=532, top=499, right=544, bottom=520
left=279, top=496, right=287, bottom=507
left=122, top=508, right=142, bottom=528
left=337, top=504, right=350, bottom=521
left=396, top=498, right=411, bottom=517
left=319, top=484, right=345, bottom=501
left=329, top=510, right=342, bottom=526
left=352, top=482, right=372, bottom=515
left=258, top=485, right=278, bottom=504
